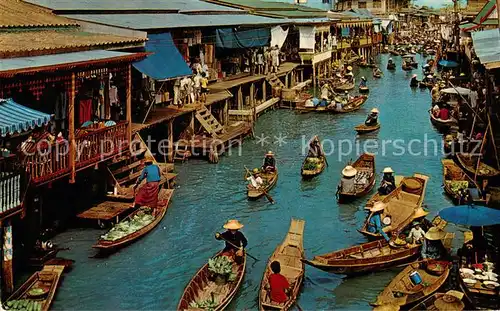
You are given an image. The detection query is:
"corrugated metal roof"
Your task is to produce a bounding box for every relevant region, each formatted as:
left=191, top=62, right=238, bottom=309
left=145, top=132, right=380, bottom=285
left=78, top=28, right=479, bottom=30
left=25, top=0, right=242, bottom=13
left=471, top=28, right=500, bottom=69
left=64, top=13, right=287, bottom=30
left=0, top=50, right=136, bottom=72
left=207, top=0, right=326, bottom=11
left=256, top=10, right=327, bottom=18
left=0, top=0, right=78, bottom=28
left=0, top=30, right=145, bottom=58
left=0, top=99, right=52, bottom=137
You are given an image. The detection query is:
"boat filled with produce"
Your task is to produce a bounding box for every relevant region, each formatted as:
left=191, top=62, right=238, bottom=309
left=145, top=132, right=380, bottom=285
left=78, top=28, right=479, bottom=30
left=100, top=208, right=154, bottom=241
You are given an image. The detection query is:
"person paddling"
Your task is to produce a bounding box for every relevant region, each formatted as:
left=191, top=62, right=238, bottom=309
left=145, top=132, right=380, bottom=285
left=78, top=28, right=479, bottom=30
left=133, top=159, right=161, bottom=214
left=216, top=219, right=248, bottom=264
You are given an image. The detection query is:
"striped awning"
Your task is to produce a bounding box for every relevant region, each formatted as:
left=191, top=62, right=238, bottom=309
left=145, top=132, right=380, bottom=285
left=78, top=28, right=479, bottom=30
left=0, top=98, right=52, bottom=137
left=460, top=0, right=497, bottom=31
left=337, top=20, right=372, bottom=28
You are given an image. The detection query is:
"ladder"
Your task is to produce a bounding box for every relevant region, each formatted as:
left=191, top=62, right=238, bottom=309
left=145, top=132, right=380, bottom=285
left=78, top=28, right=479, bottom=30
left=266, top=73, right=285, bottom=89
left=195, top=106, right=224, bottom=137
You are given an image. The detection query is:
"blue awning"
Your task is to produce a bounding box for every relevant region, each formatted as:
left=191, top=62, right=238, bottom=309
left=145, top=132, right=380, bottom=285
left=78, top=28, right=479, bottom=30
left=133, top=33, right=192, bottom=81
left=216, top=28, right=270, bottom=49
left=0, top=99, right=52, bottom=137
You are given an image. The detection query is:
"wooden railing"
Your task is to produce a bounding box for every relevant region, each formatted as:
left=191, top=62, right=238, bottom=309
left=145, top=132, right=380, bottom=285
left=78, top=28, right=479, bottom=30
left=24, top=122, right=129, bottom=184
left=0, top=156, right=27, bottom=214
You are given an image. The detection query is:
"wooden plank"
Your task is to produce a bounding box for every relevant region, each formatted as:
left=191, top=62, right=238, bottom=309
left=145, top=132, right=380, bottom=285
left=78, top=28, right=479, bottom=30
left=112, top=160, right=142, bottom=175
left=77, top=201, right=132, bottom=220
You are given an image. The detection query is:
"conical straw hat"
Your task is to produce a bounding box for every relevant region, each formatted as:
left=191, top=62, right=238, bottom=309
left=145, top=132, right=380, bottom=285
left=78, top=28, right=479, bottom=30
left=223, top=219, right=244, bottom=230
left=370, top=201, right=387, bottom=212
left=342, top=165, right=357, bottom=177
left=433, top=291, right=465, bottom=311
left=425, top=227, right=446, bottom=240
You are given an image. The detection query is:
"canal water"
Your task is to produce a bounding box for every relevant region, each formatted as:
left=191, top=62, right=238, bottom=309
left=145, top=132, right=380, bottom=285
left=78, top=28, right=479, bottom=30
left=51, top=53, right=462, bottom=310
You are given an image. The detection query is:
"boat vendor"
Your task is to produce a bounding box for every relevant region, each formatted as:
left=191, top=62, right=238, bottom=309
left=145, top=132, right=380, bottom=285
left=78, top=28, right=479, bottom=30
left=373, top=67, right=382, bottom=76
left=359, top=77, right=367, bottom=88
left=439, top=105, right=450, bottom=121
left=410, top=74, right=419, bottom=87
left=339, top=165, right=357, bottom=194
left=247, top=168, right=264, bottom=189
left=262, top=151, right=276, bottom=172
left=320, top=82, right=330, bottom=106
left=133, top=159, right=161, bottom=211
left=432, top=104, right=440, bottom=118
left=308, top=137, right=323, bottom=158
left=267, top=261, right=290, bottom=304
left=378, top=167, right=396, bottom=195
left=367, top=202, right=390, bottom=242
left=215, top=219, right=248, bottom=264
left=422, top=227, right=447, bottom=260
left=407, top=222, right=426, bottom=244
left=365, top=108, right=379, bottom=126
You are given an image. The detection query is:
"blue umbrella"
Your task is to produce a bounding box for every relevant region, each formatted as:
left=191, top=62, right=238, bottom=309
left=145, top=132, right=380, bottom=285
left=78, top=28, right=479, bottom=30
left=438, top=60, right=459, bottom=68
left=439, top=205, right=500, bottom=226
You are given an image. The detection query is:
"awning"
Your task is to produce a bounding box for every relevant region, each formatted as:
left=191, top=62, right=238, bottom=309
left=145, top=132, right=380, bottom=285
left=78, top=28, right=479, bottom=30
left=460, top=0, right=497, bottom=31
left=0, top=98, right=52, bottom=137
left=133, top=33, right=192, bottom=81
left=216, top=28, right=270, bottom=49
left=472, top=28, right=500, bottom=70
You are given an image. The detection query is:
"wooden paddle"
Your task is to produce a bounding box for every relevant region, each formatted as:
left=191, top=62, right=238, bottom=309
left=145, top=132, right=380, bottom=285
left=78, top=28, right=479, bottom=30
left=215, top=232, right=259, bottom=261
left=395, top=258, right=431, bottom=268
left=244, top=166, right=275, bottom=204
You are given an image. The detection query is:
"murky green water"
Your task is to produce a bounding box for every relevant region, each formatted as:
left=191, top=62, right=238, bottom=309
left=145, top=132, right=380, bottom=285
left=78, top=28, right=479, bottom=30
left=51, top=54, right=462, bottom=310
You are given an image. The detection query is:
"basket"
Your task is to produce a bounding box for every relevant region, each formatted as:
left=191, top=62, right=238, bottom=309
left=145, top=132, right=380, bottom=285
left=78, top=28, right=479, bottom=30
left=402, top=178, right=422, bottom=194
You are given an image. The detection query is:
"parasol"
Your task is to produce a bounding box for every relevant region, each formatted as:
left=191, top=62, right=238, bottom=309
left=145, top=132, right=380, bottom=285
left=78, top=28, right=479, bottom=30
left=439, top=205, right=500, bottom=226
left=438, top=60, right=459, bottom=68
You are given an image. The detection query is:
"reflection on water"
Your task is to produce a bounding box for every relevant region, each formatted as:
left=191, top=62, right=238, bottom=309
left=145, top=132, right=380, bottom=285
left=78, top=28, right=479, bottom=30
left=50, top=53, right=456, bottom=310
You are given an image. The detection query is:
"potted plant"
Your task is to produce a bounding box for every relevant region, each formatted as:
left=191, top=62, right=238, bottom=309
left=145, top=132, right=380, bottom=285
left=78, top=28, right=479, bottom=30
left=208, top=256, right=236, bottom=285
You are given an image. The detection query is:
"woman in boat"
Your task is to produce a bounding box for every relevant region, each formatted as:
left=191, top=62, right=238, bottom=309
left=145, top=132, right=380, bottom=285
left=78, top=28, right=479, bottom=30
left=339, top=165, right=357, bottom=194
left=421, top=227, right=447, bottom=260
left=359, top=77, right=367, bottom=88
left=367, top=202, right=390, bottom=242
left=320, top=82, right=330, bottom=107
left=247, top=168, right=264, bottom=190
left=410, top=74, right=419, bottom=87
left=378, top=167, right=396, bottom=195
left=439, top=105, right=450, bottom=120
left=262, top=151, right=276, bottom=172
left=133, top=159, right=161, bottom=212
left=308, top=137, right=323, bottom=158
left=373, top=67, right=382, bottom=77
left=387, top=58, right=395, bottom=69
left=267, top=261, right=290, bottom=304
left=215, top=219, right=248, bottom=264
left=365, top=108, right=379, bottom=126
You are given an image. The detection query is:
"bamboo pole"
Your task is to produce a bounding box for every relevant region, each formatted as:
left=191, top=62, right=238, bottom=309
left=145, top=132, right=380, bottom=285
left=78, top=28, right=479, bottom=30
left=487, top=114, right=500, bottom=170
left=474, top=122, right=489, bottom=182
left=69, top=72, right=76, bottom=184
left=126, top=64, right=132, bottom=144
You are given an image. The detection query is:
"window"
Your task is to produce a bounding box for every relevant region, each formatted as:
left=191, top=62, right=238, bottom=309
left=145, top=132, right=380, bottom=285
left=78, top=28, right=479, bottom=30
left=347, top=0, right=352, bottom=8
left=322, top=0, right=331, bottom=3
left=296, top=0, right=308, bottom=4
left=373, top=0, right=382, bottom=8
left=358, top=1, right=367, bottom=8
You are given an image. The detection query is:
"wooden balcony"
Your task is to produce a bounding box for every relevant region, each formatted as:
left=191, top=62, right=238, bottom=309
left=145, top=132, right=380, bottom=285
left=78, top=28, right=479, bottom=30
left=299, top=48, right=333, bottom=64
left=0, top=156, right=27, bottom=217
left=24, top=122, right=129, bottom=184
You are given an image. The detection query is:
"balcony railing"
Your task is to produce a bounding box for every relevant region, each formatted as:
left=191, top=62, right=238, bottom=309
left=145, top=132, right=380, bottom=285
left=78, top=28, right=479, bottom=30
left=24, top=122, right=129, bottom=184
left=0, top=156, right=27, bottom=215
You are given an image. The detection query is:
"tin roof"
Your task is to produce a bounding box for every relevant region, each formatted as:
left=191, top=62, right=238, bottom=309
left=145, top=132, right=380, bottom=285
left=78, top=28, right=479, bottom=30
left=0, top=0, right=78, bottom=28
left=471, top=28, right=500, bottom=70
left=0, top=30, right=146, bottom=58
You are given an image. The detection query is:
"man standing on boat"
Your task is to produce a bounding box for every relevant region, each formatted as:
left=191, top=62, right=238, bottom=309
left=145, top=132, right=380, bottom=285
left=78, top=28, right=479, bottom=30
left=378, top=167, right=396, bottom=195
left=133, top=159, right=161, bottom=213
left=216, top=220, right=247, bottom=264
left=365, top=108, right=379, bottom=126
left=262, top=151, right=276, bottom=172
left=366, top=202, right=390, bottom=242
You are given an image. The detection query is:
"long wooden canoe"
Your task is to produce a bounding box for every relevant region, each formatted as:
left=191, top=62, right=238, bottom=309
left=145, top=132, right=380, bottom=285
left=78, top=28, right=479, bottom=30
left=332, top=95, right=368, bottom=113
left=177, top=251, right=247, bottom=311
left=355, top=123, right=380, bottom=134
left=359, top=86, right=370, bottom=93
left=372, top=261, right=451, bottom=308
left=442, top=159, right=489, bottom=206
left=456, top=153, right=500, bottom=178
left=93, top=189, right=174, bottom=251
left=408, top=292, right=465, bottom=311
left=387, top=63, right=396, bottom=70
left=334, top=82, right=355, bottom=92
left=248, top=169, right=278, bottom=200
left=359, top=173, right=429, bottom=240
left=301, top=156, right=326, bottom=179
left=259, top=219, right=305, bottom=311
left=6, top=265, right=64, bottom=311
left=337, top=153, right=376, bottom=202
left=303, top=239, right=420, bottom=276
left=429, top=110, right=457, bottom=132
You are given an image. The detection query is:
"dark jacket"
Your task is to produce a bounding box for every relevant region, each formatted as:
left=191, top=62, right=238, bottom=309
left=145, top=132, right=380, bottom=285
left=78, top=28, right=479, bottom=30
left=263, top=156, right=276, bottom=169
left=219, top=230, right=248, bottom=252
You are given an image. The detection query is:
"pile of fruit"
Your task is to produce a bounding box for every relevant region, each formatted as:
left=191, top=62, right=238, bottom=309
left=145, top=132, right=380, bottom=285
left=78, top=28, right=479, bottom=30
left=5, top=299, right=43, bottom=311
left=208, top=256, right=236, bottom=281
left=101, top=208, right=154, bottom=241
left=189, top=298, right=219, bottom=310
left=446, top=181, right=468, bottom=194
left=303, top=157, right=322, bottom=171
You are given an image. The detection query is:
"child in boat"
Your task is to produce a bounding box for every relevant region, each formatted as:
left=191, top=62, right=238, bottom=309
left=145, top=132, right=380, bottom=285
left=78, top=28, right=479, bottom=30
left=268, top=261, right=289, bottom=304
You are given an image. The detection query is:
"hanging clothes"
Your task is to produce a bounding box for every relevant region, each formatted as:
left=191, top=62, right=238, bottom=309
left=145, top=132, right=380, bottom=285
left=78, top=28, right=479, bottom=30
left=299, top=26, right=316, bottom=50
left=271, top=26, right=289, bottom=49
left=109, top=86, right=119, bottom=106
left=79, top=99, right=93, bottom=126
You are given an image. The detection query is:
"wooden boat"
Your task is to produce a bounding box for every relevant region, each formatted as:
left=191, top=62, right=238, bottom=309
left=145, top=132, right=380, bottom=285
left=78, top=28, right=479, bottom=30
left=373, top=72, right=382, bottom=78
left=442, top=159, right=489, bottom=205
left=429, top=110, right=457, bottom=132
left=419, top=81, right=433, bottom=89
left=303, top=239, right=420, bottom=276
left=372, top=261, right=451, bottom=308
left=334, top=82, right=355, bottom=92
left=408, top=292, right=465, bottom=311
left=389, top=50, right=400, bottom=56
left=402, top=63, right=414, bottom=71
left=93, top=189, right=174, bottom=251
left=387, top=63, right=396, bottom=70
left=6, top=265, right=64, bottom=311
left=359, top=86, right=370, bottom=93
left=247, top=169, right=278, bottom=200
left=259, top=219, right=305, bottom=311
left=337, top=153, right=376, bottom=202
left=177, top=251, right=247, bottom=311
left=359, top=62, right=377, bottom=68
left=359, top=173, right=429, bottom=240
left=355, top=123, right=380, bottom=135
left=332, top=95, right=368, bottom=113
left=301, top=156, right=326, bottom=179
left=456, top=153, right=500, bottom=178
left=365, top=175, right=404, bottom=209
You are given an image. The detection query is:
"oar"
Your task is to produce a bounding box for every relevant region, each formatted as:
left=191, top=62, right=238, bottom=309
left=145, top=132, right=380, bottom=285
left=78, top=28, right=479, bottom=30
left=216, top=232, right=259, bottom=261
left=395, top=257, right=431, bottom=268
left=244, top=166, right=275, bottom=204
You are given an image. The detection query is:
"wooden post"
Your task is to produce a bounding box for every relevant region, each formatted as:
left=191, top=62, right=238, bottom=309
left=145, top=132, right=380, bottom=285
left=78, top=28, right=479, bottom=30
left=126, top=64, right=132, bottom=144
left=237, top=86, right=243, bottom=110
left=168, top=120, right=174, bottom=163
left=497, top=0, right=500, bottom=28
left=487, top=114, right=500, bottom=170
left=2, top=220, right=13, bottom=296
left=285, top=74, right=289, bottom=88
left=313, top=64, right=316, bottom=95
left=68, top=72, right=76, bottom=184
left=250, top=83, right=255, bottom=108
left=474, top=123, right=489, bottom=182
left=223, top=99, right=229, bottom=126
left=301, top=69, right=304, bottom=82
left=190, top=112, right=195, bottom=133
left=290, top=71, right=295, bottom=88
left=262, top=80, right=267, bottom=102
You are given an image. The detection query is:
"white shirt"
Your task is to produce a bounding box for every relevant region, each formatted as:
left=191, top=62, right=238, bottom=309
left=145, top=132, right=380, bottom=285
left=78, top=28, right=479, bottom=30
left=193, top=75, right=201, bottom=88
left=470, top=91, right=478, bottom=108
left=408, top=227, right=426, bottom=241
left=247, top=176, right=263, bottom=189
